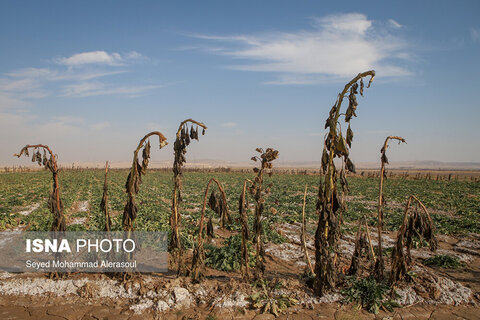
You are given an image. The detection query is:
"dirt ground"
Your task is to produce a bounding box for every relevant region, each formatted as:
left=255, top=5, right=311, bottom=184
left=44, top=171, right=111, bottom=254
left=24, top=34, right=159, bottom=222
left=0, top=295, right=479, bottom=320
left=0, top=223, right=479, bottom=319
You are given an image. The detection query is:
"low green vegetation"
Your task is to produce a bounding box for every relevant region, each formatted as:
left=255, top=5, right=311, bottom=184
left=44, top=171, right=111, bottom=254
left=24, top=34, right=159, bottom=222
left=0, top=170, right=478, bottom=237
left=424, top=254, right=464, bottom=269
left=342, top=276, right=400, bottom=314
left=205, top=234, right=255, bottom=272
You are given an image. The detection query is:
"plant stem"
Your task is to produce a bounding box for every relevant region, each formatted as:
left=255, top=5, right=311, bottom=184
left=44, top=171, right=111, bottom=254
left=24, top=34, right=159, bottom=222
left=301, top=184, right=315, bottom=276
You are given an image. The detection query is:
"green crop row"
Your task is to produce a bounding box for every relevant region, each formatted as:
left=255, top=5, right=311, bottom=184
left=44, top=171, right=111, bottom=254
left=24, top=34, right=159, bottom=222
left=0, top=170, right=478, bottom=235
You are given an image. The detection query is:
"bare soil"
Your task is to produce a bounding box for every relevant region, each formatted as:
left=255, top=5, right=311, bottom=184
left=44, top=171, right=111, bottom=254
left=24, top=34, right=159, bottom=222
left=0, top=223, right=479, bottom=319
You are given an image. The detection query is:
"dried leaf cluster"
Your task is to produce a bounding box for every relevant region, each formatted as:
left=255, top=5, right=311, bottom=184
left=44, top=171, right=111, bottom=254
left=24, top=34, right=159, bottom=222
left=348, top=215, right=375, bottom=276
left=14, top=144, right=65, bottom=231
left=208, top=188, right=231, bottom=228
left=390, top=195, right=437, bottom=284
left=123, top=132, right=168, bottom=231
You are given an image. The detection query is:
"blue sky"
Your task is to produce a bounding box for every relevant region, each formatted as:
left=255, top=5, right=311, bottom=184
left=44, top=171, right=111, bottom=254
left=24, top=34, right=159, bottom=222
left=1, top=1, right=479, bottom=166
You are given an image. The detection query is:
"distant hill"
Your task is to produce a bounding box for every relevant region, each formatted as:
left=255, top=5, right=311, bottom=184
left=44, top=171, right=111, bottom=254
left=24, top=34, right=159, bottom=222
left=47, top=159, right=480, bottom=170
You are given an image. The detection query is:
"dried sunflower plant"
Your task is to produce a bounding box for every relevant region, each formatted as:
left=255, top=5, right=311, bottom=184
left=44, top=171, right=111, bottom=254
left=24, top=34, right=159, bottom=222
left=191, top=178, right=229, bottom=281
left=100, top=161, right=112, bottom=232
left=14, top=144, right=66, bottom=232
left=314, top=70, right=375, bottom=296
left=122, top=132, right=168, bottom=232
left=250, top=148, right=279, bottom=280
left=239, top=178, right=253, bottom=280
left=390, top=195, right=437, bottom=284
left=170, top=119, right=207, bottom=274
left=375, top=136, right=406, bottom=279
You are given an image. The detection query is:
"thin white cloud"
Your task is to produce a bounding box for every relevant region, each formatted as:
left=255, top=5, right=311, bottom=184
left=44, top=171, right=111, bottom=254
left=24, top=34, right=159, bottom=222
left=91, top=121, right=110, bottom=131
left=471, top=28, right=480, bottom=43
left=388, top=19, right=403, bottom=29
left=60, top=82, right=102, bottom=96
left=56, top=50, right=144, bottom=66
left=262, top=74, right=333, bottom=85
left=192, top=13, right=412, bottom=84
left=0, top=50, right=160, bottom=108
left=1, top=67, right=126, bottom=100
left=125, top=51, right=143, bottom=59
left=61, top=82, right=163, bottom=98
left=311, top=13, right=372, bottom=34
left=6, top=68, right=55, bottom=79
left=6, top=67, right=126, bottom=81
left=0, top=77, right=40, bottom=92
left=0, top=76, right=48, bottom=101
left=221, top=122, right=237, bottom=127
